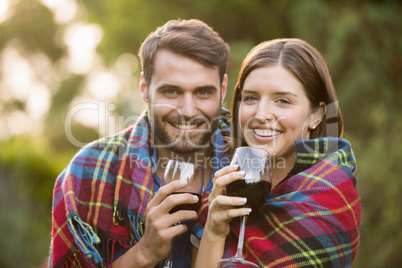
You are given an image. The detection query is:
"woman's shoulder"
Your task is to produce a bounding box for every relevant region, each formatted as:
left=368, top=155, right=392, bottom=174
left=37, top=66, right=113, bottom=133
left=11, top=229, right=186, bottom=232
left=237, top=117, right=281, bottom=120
left=292, top=137, right=356, bottom=176
left=272, top=138, right=357, bottom=194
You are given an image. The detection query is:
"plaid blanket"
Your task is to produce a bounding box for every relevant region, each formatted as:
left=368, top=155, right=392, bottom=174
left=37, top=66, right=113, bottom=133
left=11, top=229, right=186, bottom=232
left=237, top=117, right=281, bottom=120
left=50, top=112, right=230, bottom=267
left=222, top=138, right=361, bottom=267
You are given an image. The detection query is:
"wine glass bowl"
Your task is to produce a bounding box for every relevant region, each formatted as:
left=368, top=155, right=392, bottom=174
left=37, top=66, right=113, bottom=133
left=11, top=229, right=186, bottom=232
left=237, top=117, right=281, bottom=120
left=218, top=147, right=271, bottom=268
left=226, top=147, right=271, bottom=210
left=162, top=160, right=204, bottom=213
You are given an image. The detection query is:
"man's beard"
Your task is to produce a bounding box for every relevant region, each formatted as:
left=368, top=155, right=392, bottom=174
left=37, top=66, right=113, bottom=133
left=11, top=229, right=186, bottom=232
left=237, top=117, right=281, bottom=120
left=150, top=112, right=221, bottom=154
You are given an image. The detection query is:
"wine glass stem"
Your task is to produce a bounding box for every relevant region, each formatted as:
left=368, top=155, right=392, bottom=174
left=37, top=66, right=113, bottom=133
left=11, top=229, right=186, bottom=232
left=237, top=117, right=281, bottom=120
left=234, top=215, right=248, bottom=260
left=164, top=237, right=175, bottom=268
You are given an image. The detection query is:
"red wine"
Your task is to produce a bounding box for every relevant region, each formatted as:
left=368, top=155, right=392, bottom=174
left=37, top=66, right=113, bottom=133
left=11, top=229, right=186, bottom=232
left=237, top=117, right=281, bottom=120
left=226, top=180, right=271, bottom=208
left=168, top=192, right=202, bottom=214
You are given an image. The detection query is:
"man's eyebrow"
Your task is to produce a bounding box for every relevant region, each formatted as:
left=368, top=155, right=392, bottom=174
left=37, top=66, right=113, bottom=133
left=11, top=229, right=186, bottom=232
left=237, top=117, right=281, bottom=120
left=156, top=84, right=180, bottom=91
left=195, top=85, right=218, bottom=91
left=156, top=84, right=218, bottom=92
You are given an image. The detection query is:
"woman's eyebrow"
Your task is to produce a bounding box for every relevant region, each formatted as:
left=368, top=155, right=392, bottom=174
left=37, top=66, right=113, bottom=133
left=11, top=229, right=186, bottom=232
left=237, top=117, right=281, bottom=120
left=274, top=91, right=299, bottom=97
left=242, top=89, right=258, bottom=94
left=242, top=89, right=298, bottom=97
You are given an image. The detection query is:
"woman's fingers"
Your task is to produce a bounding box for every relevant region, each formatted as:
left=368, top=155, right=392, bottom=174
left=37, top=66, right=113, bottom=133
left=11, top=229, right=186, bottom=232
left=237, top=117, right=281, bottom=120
left=213, top=207, right=252, bottom=222
left=212, top=195, right=247, bottom=208
left=210, top=168, right=245, bottom=202
left=209, top=195, right=251, bottom=219
left=213, top=165, right=239, bottom=182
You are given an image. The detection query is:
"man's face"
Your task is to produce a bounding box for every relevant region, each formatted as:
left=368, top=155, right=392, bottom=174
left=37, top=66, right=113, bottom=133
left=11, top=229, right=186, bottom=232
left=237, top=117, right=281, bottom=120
left=141, top=49, right=227, bottom=154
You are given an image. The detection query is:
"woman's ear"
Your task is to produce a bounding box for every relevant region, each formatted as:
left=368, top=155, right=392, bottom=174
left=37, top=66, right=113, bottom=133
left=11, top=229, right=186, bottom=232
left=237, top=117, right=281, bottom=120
left=309, top=102, right=326, bottom=129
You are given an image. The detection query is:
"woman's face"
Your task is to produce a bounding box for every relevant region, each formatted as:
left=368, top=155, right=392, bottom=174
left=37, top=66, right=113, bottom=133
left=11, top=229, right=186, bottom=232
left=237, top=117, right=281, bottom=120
left=239, top=65, right=315, bottom=165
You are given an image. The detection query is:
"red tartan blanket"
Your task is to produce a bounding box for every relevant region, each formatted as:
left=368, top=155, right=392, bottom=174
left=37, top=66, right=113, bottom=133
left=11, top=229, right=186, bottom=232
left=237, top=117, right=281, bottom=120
left=221, top=138, right=361, bottom=267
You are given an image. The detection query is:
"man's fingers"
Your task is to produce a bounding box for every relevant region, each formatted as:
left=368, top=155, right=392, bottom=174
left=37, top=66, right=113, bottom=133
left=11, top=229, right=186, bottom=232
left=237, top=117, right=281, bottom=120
left=147, top=192, right=199, bottom=226
left=148, top=180, right=188, bottom=208
left=160, top=223, right=189, bottom=241
left=161, top=192, right=199, bottom=213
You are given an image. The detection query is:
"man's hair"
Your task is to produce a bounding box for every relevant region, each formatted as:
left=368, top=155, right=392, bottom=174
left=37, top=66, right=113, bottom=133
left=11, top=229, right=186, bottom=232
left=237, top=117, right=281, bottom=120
left=138, top=19, right=230, bottom=85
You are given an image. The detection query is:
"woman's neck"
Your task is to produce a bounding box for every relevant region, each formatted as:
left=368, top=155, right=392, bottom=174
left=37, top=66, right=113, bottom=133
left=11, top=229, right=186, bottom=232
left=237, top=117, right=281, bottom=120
left=270, top=155, right=295, bottom=189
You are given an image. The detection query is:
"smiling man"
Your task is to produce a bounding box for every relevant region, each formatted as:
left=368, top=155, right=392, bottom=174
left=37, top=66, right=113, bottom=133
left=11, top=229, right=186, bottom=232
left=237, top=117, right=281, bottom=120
left=50, top=19, right=230, bottom=268
left=143, top=48, right=225, bottom=155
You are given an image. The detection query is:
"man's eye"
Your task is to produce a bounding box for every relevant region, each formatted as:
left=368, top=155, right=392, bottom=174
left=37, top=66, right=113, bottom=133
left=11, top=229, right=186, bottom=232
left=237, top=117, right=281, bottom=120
left=166, top=89, right=176, bottom=95
left=198, top=89, right=210, bottom=96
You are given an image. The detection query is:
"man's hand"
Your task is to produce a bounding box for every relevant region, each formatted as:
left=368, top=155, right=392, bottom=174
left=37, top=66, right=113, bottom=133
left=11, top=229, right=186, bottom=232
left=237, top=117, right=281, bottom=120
left=113, top=180, right=199, bottom=267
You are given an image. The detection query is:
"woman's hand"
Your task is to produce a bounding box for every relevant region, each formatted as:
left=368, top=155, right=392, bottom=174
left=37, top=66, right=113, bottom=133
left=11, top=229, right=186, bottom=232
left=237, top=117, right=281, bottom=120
left=205, top=165, right=252, bottom=241
left=194, top=165, right=252, bottom=268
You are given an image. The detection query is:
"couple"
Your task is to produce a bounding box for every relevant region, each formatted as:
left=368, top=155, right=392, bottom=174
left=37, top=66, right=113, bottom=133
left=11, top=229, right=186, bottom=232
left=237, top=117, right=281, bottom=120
left=49, top=19, right=360, bottom=267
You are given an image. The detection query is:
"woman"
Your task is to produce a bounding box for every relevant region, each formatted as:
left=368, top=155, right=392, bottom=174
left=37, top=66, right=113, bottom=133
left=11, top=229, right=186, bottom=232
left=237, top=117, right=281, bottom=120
left=194, top=39, right=361, bottom=267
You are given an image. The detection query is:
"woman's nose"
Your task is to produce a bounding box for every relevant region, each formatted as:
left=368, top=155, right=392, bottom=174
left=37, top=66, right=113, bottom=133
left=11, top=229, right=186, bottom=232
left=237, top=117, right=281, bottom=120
left=255, top=102, right=275, bottom=122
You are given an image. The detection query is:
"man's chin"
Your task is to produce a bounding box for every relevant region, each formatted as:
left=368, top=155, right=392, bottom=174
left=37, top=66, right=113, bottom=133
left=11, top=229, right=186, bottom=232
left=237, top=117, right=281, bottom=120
left=168, top=140, right=210, bottom=154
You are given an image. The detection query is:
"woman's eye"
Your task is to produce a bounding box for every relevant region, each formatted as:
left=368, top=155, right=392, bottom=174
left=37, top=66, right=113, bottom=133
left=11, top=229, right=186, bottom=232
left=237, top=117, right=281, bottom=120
left=242, top=95, right=258, bottom=102
left=278, top=98, right=291, bottom=104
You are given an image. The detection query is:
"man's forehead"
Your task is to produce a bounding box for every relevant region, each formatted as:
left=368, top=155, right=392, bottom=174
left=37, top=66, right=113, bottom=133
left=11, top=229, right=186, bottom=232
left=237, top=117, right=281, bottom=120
left=149, top=51, right=221, bottom=91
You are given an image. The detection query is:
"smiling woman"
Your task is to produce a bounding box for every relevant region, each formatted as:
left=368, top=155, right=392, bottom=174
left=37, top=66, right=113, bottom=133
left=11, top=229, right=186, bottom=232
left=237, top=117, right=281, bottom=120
left=195, top=38, right=361, bottom=268
left=239, top=65, right=326, bottom=178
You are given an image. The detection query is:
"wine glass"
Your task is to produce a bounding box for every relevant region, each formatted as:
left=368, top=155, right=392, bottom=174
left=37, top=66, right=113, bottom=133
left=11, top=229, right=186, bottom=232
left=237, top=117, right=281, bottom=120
left=218, top=147, right=271, bottom=268
left=162, top=160, right=204, bottom=268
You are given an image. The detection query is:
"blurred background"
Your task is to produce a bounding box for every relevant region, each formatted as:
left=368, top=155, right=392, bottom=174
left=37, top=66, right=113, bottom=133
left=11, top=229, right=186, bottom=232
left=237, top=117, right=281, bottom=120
left=0, top=0, right=401, bottom=267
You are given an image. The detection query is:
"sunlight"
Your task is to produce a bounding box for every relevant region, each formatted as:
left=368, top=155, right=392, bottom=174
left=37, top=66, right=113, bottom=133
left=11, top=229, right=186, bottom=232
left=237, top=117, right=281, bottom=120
left=87, top=69, right=121, bottom=100
left=63, top=22, right=104, bottom=74
left=0, top=0, right=11, bottom=23
left=1, top=111, right=34, bottom=138
left=0, top=42, right=51, bottom=140
left=40, top=0, right=78, bottom=24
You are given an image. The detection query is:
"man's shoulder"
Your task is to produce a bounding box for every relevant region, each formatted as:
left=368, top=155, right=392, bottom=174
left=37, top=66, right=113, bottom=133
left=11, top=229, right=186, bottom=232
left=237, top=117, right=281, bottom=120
left=83, top=126, right=133, bottom=155
left=65, top=126, right=135, bottom=172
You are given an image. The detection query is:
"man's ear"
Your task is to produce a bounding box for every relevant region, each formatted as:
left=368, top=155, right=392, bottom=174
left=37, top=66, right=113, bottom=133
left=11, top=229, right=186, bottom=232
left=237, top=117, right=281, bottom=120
left=309, top=102, right=326, bottom=128
left=221, top=74, right=228, bottom=104
left=140, top=72, right=148, bottom=103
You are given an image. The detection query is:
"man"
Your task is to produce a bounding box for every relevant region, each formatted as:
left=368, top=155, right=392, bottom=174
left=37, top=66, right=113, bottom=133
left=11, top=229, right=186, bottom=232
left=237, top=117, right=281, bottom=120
left=50, top=19, right=230, bottom=267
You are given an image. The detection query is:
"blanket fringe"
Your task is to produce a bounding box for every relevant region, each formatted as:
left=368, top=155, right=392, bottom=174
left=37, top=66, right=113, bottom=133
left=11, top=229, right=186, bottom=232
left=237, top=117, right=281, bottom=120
left=67, top=213, right=103, bottom=266
left=113, top=205, right=145, bottom=244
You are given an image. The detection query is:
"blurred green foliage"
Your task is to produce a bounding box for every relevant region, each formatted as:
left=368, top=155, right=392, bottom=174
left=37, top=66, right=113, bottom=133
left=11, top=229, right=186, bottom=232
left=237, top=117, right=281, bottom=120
left=0, top=0, right=401, bottom=267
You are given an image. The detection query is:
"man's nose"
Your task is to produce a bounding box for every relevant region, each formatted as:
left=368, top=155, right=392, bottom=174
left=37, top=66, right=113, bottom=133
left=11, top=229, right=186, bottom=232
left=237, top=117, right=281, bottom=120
left=180, top=93, right=198, bottom=118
